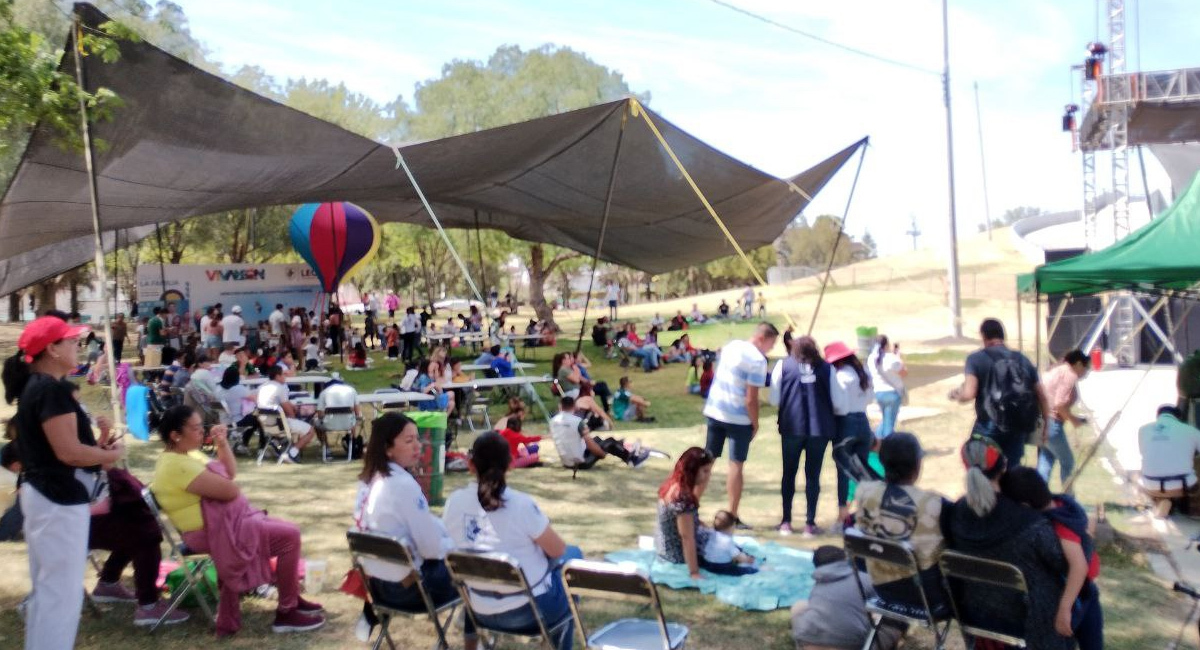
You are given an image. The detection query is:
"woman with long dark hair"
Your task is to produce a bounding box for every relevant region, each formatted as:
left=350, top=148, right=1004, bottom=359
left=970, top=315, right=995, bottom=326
left=655, top=447, right=717, bottom=579
left=768, top=335, right=837, bottom=536
left=151, top=405, right=323, bottom=636
left=825, top=341, right=877, bottom=527
left=442, top=432, right=580, bottom=650
left=352, top=413, right=475, bottom=647
left=4, top=316, right=123, bottom=650
left=216, top=365, right=263, bottom=452
left=867, top=334, right=907, bottom=439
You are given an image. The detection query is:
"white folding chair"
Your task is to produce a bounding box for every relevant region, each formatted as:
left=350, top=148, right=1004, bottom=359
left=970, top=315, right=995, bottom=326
left=254, top=408, right=294, bottom=465
left=562, top=559, right=688, bottom=649
left=141, top=487, right=217, bottom=631
left=320, top=407, right=360, bottom=463
left=842, top=532, right=952, bottom=650
left=446, top=548, right=574, bottom=649
left=939, top=550, right=1030, bottom=649
left=347, top=531, right=462, bottom=650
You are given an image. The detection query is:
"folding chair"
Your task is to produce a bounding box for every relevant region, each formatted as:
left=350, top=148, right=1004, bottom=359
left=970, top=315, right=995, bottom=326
left=347, top=531, right=462, bottom=650
left=140, top=487, right=217, bottom=631
left=445, top=548, right=574, bottom=649
left=255, top=408, right=294, bottom=466
left=842, top=532, right=952, bottom=650
left=939, top=550, right=1029, bottom=649
left=562, top=559, right=689, bottom=650
left=320, top=407, right=360, bottom=464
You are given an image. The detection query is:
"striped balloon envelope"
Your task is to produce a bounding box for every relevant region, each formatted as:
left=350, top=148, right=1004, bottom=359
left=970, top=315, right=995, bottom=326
left=289, top=202, right=381, bottom=292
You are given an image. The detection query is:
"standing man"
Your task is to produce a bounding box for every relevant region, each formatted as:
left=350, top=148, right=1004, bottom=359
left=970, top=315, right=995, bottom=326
left=703, top=322, right=779, bottom=529
left=164, top=302, right=183, bottom=350
left=400, top=307, right=422, bottom=362
left=949, top=318, right=1050, bottom=467
left=384, top=291, right=400, bottom=319
left=327, top=304, right=343, bottom=355
left=605, top=281, right=620, bottom=320
left=1038, top=349, right=1090, bottom=489
left=268, top=304, right=287, bottom=340
left=146, top=307, right=166, bottom=347
left=742, top=284, right=756, bottom=319
left=110, top=313, right=128, bottom=362
left=220, top=305, right=246, bottom=348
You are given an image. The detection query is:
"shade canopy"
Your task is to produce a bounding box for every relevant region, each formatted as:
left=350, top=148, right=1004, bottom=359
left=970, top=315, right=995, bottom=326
left=1020, top=170, right=1200, bottom=296
left=0, top=3, right=863, bottom=296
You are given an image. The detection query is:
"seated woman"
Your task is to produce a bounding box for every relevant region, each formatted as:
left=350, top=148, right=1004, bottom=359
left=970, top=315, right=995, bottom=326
left=853, top=432, right=950, bottom=616
left=442, top=432, right=581, bottom=650
left=497, top=417, right=541, bottom=468
left=552, top=352, right=583, bottom=399
left=686, top=356, right=704, bottom=395
left=414, top=359, right=455, bottom=416
left=150, top=406, right=324, bottom=637
left=942, top=435, right=1070, bottom=648
left=216, top=365, right=263, bottom=452
left=655, top=447, right=754, bottom=577
left=352, top=413, right=476, bottom=648
left=492, top=398, right=526, bottom=432
left=348, top=342, right=369, bottom=368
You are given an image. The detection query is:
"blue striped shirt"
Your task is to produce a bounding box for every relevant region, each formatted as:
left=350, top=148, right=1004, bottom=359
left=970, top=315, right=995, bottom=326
left=702, top=340, right=768, bottom=425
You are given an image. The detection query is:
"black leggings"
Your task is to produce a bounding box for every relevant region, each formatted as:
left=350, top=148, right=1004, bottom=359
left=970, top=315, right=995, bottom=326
left=781, top=434, right=832, bottom=526
left=577, top=436, right=630, bottom=469
left=237, top=413, right=266, bottom=449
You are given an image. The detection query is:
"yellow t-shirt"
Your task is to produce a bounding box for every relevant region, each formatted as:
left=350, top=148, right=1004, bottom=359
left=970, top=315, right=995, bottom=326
left=151, top=450, right=210, bottom=533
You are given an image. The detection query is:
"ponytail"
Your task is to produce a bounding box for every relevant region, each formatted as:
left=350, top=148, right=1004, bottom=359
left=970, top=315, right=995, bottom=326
left=874, top=335, right=889, bottom=375
left=2, top=353, right=31, bottom=405
left=471, top=431, right=512, bottom=512
left=965, top=466, right=998, bottom=516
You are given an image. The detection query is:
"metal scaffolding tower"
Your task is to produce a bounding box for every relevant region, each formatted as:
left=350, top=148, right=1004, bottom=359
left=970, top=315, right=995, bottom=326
left=1105, top=0, right=1137, bottom=366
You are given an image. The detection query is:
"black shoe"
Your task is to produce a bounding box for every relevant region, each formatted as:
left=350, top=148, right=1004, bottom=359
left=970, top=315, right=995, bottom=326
left=734, top=516, right=754, bottom=530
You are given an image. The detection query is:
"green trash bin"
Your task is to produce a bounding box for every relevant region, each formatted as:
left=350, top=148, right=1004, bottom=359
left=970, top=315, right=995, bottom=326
left=855, top=326, right=878, bottom=359
left=405, top=411, right=447, bottom=506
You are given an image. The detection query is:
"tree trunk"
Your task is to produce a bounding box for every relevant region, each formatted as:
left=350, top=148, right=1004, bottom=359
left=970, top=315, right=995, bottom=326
left=527, top=244, right=554, bottom=327
left=34, top=280, right=57, bottom=315
left=68, top=279, right=80, bottom=313
left=8, top=292, right=21, bottom=321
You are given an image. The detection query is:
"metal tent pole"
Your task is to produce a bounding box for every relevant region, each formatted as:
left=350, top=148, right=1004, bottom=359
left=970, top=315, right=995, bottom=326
left=942, top=0, right=964, bottom=338
left=70, top=13, right=122, bottom=425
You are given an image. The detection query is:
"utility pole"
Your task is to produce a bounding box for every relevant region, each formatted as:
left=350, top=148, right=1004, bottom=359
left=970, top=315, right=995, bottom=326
left=942, top=0, right=963, bottom=337
left=974, top=81, right=993, bottom=240
left=906, top=215, right=922, bottom=250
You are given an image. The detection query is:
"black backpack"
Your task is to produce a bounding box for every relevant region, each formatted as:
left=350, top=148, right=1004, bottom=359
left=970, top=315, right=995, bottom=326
left=982, top=347, right=1040, bottom=433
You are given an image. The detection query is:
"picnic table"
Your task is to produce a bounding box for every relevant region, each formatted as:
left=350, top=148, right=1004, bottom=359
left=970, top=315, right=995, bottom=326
left=498, top=333, right=545, bottom=360
left=461, top=361, right=534, bottom=373
left=443, top=375, right=554, bottom=426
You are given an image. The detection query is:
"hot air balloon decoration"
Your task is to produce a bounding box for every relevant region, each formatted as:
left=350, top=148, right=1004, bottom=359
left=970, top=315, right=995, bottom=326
left=289, top=202, right=381, bottom=294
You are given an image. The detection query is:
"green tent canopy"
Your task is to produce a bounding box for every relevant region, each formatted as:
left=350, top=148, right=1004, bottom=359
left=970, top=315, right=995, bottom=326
left=1019, top=170, right=1200, bottom=296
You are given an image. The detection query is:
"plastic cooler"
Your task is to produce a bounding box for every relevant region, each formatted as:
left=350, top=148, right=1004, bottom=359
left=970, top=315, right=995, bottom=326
left=405, top=411, right=447, bottom=506
left=855, top=326, right=878, bottom=359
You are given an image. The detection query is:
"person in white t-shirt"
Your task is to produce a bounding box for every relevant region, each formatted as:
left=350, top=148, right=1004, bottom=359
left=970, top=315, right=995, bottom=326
left=221, top=305, right=246, bottom=347
left=316, top=376, right=361, bottom=457
left=548, top=396, right=646, bottom=470
left=604, top=281, right=619, bottom=320
left=741, top=285, right=755, bottom=319
left=703, top=323, right=778, bottom=528
left=255, top=366, right=315, bottom=462
left=442, top=432, right=580, bottom=650
left=351, top=413, right=474, bottom=646
left=826, top=341, right=880, bottom=525
left=268, top=304, right=287, bottom=338
left=1139, top=405, right=1200, bottom=516
left=303, top=337, right=322, bottom=371
left=867, top=334, right=907, bottom=439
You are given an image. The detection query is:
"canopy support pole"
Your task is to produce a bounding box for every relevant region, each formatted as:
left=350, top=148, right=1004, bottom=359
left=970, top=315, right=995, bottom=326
left=574, top=108, right=628, bottom=356
left=1035, top=294, right=1042, bottom=368
left=1016, top=284, right=1024, bottom=352
left=70, top=13, right=122, bottom=426
left=473, top=211, right=487, bottom=305
left=808, top=141, right=868, bottom=336
left=394, top=149, right=486, bottom=308
left=629, top=98, right=817, bottom=333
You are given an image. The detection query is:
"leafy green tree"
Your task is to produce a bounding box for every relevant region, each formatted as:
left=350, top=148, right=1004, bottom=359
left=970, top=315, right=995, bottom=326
left=407, top=44, right=648, bottom=328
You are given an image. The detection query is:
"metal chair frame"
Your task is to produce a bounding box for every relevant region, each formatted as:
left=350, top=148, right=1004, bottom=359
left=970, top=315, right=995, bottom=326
left=320, top=406, right=361, bottom=464
left=347, top=531, right=461, bottom=650
left=445, top=548, right=573, bottom=649
left=255, top=407, right=294, bottom=465
left=938, top=550, right=1030, bottom=649
left=562, top=559, right=688, bottom=650
left=842, top=532, right=952, bottom=650
left=140, top=487, right=217, bottom=631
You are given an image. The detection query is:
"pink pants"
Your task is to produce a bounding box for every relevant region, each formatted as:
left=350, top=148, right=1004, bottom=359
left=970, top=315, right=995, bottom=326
left=511, top=453, right=540, bottom=468
left=182, top=517, right=302, bottom=634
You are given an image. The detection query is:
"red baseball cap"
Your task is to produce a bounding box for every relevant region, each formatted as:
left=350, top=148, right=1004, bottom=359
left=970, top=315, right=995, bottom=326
left=18, top=316, right=89, bottom=362
left=823, top=341, right=856, bottom=364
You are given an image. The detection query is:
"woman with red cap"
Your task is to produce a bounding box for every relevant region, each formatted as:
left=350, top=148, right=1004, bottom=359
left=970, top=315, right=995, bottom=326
left=3, top=316, right=125, bottom=650
left=825, top=341, right=877, bottom=528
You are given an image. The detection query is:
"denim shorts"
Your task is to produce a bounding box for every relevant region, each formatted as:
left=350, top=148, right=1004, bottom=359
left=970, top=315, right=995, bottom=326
left=705, top=418, right=754, bottom=463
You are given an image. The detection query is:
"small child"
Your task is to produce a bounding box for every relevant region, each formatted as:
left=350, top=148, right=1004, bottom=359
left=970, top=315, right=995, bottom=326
left=348, top=342, right=368, bottom=369
left=349, top=328, right=363, bottom=349
left=702, top=510, right=757, bottom=575
left=1001, top=467, right=1103, bottom=650
left=686, top=356, right=704, bottom=395
left=497, top=417, right=542, bottom=469
left=450, top=359, right=472, bottom=384
left=0, top=443, right=24, bottom=541
left=699, top=359, right=715, bottom=398
left=303, top=336, right=321, bottom=371
left=613, top=376, right=654, bottom=423
left=385, top=324, right=400, bottom=360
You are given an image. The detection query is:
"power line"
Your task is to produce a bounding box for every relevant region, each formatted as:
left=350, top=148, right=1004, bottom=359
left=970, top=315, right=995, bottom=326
left=706, top=0, right=940, bottom=76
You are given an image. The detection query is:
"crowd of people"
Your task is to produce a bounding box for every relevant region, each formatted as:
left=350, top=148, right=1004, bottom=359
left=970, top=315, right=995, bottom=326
left=10, top=295, right=1192, bottom=650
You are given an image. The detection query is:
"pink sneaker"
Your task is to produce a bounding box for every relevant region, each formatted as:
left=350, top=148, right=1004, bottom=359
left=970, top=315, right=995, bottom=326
left=91, top=581, right=137, bottom=603
left=272, top=608, right=325, bottom=633
left=133, top=601, right=190, bottom=627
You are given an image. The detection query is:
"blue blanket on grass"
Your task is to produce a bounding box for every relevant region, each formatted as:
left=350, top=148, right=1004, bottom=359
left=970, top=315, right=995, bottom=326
left=605, top=537, right=814, bottom=611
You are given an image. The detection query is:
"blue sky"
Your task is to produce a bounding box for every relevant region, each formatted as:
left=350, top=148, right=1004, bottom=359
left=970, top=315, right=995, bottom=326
left=169, top=0, right=1200, bottom=255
